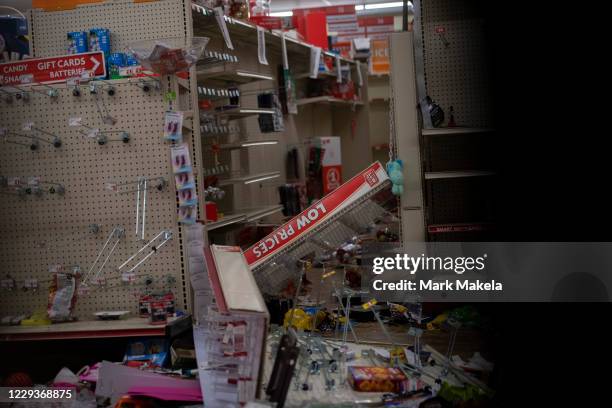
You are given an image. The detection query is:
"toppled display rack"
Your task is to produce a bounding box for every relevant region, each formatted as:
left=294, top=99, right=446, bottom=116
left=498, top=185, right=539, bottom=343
left=244, top=162, right=392, bottom=294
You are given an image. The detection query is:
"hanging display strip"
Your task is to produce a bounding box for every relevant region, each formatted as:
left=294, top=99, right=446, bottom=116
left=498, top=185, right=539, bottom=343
left=245, top=162, right=390, bottom=272
left=0, top=80, right=187, bottom=317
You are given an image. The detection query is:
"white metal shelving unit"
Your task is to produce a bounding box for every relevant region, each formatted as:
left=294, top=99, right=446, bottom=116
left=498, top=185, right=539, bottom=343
left=190, top=2, right=371, bottom=243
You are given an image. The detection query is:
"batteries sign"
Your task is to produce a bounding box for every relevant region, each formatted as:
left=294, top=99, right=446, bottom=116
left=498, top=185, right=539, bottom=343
left=0, top=51, right=106, bottom=86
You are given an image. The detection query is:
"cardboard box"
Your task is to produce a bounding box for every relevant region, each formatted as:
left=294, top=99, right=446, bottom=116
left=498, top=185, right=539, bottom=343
left=316, top=137, right=342, bottom=194
left=348, top=366, right=424, bottom=393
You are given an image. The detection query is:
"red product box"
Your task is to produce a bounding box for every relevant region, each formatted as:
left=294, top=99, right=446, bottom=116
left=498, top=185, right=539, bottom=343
left=148, top=301, right=167, bottom=325
left=250, top=16, right=283, bottom=30
left=205, top=201, right=218, bottom=222
left=348, top=366, right=424, bottom=393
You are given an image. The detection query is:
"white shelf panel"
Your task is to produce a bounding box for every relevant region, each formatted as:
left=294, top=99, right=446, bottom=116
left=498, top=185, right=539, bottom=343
left=205, top=213, right=247, bottom=231
left=218, top=171, right=281, bottom=186
left=244, top=205, right=284, bottom=222
left=296, top=96, right=364, bottom=107
left=295, top=71, right=338, bottom=79
left=196, top=67, right=274, bottom=84
left=213, top=107, right=276, bottom=119
left=424, top=170, right=496, bottom=180
left=217, top=139, right=278, bottom=150
left=205, top=205, right=283, bottom=231
left=0, top=316, right=180, bottom=341
left=422, top=127, right=495, bottom=136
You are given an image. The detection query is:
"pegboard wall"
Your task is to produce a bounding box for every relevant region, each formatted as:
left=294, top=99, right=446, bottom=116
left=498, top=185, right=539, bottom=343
left=421, top=0, right=492, bottom=128
left=29, top=0, right=187, bottom=58
left=0, top=0, right=196, bottom=318
left=425, top=178, right=495, bottom=225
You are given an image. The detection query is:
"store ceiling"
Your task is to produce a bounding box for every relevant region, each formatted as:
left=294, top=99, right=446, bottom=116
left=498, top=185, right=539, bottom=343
left=271, top=0, right=402, bottom=12
left=1, top=0, right=405, bottom=14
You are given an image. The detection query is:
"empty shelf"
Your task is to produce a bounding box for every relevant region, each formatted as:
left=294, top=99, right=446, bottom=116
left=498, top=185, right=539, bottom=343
left=424, top=170, right=496, bottom=180
left=296, top=96, right=364, bottom=107
left=422, top=127, right=495, bottom=136
left=218, top=171, right=281, bottom=186
left=213, top=107, right=276, bottom=119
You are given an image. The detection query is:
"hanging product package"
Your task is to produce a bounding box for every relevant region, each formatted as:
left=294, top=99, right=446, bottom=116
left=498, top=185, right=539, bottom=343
left=127, top=37, right=209, bottom=74
left=47, top=272, right=77, bottom=322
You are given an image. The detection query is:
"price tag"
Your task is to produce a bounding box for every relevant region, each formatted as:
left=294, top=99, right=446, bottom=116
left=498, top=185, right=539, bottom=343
left=24, top=278, right=39, bottom=289
left=69, top=117, right=82, bottom=126
left=105, top=182, right=118, bottom=192
left=214, top=7, right=234, bottom=50
left=87, top=128, right=100, bottom=138
left=164, top=91, right=177, bottom=102
left=22, top=121, right=33, bottom=131
left=7, top=177, right=21, bottom=187
left=356, top=61, right=363, bottom=87
left=66, top=77, right=80, bottom=87
left=28, top=176, right=40, bottom=186
left=280, top=32, right=289, bottom=70
left=1, top=279, right=15, bottom=289
left=122, top=272, right=136, bottom=282
left=257, top=27, right=268, bottom=65
left=49, top=264, right=64, bottom=273
left=93, top=277, right=107, bottom=286
left=309, top=46, right=322, bottom=79
left=222, top=323, right=233, bottom=344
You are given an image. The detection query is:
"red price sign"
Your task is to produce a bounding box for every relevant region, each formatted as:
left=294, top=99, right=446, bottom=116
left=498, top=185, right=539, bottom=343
left=0, top=51, right=106, bottom=86
left=244, top=161, right=389, bottom=270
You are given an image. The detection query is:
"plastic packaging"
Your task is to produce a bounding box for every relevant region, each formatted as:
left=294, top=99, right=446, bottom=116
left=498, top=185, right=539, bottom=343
left=127, top=37, right=209, bottom=74
left=47, top=273, right=77, bottom=322
left=67, top=31, right=88, bottom=54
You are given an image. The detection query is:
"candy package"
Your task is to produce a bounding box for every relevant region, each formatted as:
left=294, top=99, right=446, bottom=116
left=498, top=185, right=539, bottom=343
left=47, top=272, right=77, bottom=322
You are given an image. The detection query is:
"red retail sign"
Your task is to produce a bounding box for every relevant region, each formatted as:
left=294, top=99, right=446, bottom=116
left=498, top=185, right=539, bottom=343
left=244, top=161, right=389, bottom=270
left=0, top=51, right=106, bottom=86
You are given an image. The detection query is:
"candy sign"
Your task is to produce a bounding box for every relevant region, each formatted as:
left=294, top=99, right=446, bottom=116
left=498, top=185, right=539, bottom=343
left=0, top=51, right=106, bottom=85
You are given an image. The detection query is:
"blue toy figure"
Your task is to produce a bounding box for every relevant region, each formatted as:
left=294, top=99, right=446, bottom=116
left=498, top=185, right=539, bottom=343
left=386, top=159, right=404, bottom=196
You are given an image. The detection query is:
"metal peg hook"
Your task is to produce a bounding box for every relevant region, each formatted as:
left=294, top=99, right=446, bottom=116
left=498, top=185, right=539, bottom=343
left=31, top=83, right=59, bottom=98
left=82, top=225, right=125, bottom=286
left=92, top=92, right=116, bottom=125
left=28, top=127, right=62, bottom=148
left=0, top=88, right=14, bottom=103
left=131, top=78, right=161, bottom=93
left=8, top=85, right=30, bottom=102
left=117, top=230, right=173, bottom=273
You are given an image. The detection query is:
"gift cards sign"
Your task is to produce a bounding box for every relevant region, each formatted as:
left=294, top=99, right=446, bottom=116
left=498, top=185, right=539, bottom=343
left=0, top=51, right=106, bottom=86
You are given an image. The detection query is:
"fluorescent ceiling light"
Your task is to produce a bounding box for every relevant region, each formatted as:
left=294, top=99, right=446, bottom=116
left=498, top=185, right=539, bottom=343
left=355, top=2, right=406, bottom=11
left=270, top=11, right=293, bottom=17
